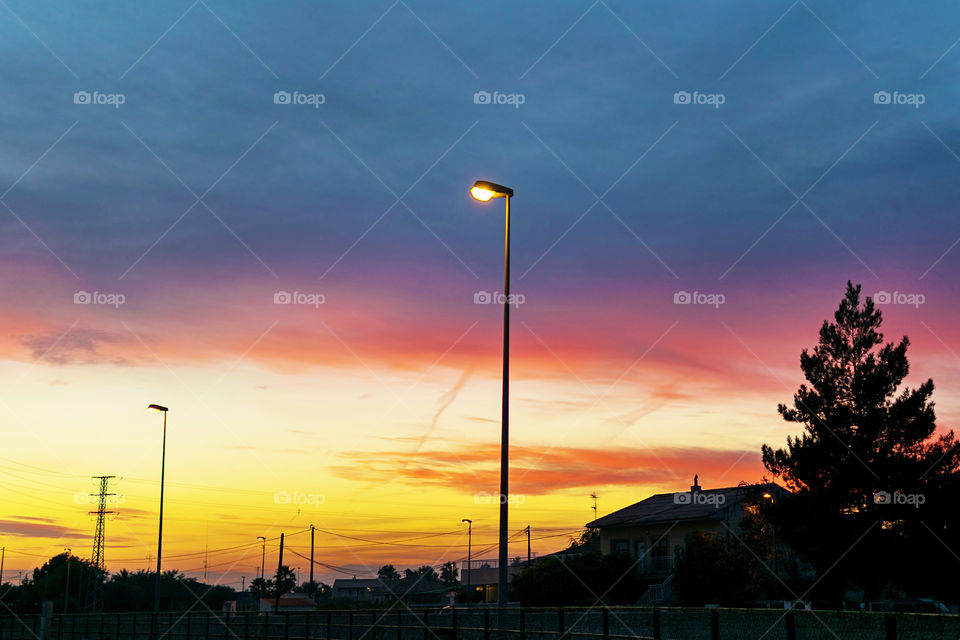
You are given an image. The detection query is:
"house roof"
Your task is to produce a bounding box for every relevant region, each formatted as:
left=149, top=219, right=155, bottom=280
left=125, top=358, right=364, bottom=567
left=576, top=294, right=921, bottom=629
left=332, top=578, right=383, bottom=589
left=586, top=483, right=785, bottom=529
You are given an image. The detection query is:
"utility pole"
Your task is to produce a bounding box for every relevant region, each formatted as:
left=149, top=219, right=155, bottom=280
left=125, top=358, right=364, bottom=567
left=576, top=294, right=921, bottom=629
left=85, top=475, right=115, bottom=612
left=309, top=525, right=315, bottom=597
left=242, top=576, right=245, bottom=593
left=274, top=533, right=284, bottom=614
left=1, top=546, right=5, bottom=586
left=526, top=526, right=531, bottom=566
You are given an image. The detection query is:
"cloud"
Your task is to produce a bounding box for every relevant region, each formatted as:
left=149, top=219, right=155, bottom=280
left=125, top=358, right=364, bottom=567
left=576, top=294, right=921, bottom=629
left=331, top=443, right=764, bottom=494
left=0, top=518, right=87, bottom=538
left=18, top=329, right=131, bottom=366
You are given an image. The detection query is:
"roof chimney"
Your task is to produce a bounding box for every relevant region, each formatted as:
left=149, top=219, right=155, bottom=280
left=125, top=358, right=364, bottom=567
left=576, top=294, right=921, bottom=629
left=691, top=474, right=701, bottom=493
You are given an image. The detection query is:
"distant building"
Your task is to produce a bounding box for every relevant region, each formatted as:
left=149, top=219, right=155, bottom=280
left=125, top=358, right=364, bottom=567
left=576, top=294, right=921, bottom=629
left=258, top=594, right=317, bottom=612
left=331, top=578, right=388, bottom=603
left=462, top=560, right=525, bottom=603
left=586, top=477, right=788, bottom=600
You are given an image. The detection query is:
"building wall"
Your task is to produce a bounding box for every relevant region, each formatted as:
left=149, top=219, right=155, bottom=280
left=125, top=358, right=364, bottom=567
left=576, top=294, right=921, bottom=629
left=596, top=519, right=731, bottom=576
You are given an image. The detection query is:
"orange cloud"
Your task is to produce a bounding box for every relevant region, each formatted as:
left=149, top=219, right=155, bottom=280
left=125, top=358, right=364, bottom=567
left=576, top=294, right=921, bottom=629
left=331, top=443, right=764, bottom=494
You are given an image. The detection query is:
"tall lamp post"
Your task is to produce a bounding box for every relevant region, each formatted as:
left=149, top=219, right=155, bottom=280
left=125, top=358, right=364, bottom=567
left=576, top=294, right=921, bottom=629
left=470, top=180, right=514, bottom=612
left=63, top=548, right=71, bottom=614
left=257, top=536, right=266, bottom=601
left=762, top=491, right=776, bottom=575
left=462, top=519, right=472, bottom=604
left=148, top=403, right=169, bottom=613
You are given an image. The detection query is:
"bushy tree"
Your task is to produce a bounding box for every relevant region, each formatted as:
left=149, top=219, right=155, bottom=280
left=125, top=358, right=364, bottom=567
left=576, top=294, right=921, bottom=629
left=377, top=565, right=400, bottom=585
left=510, top=552, right=642, bottom=606
left=761, top=283, right=960, bottom=601
left=439, top=562, right=458, bottom=586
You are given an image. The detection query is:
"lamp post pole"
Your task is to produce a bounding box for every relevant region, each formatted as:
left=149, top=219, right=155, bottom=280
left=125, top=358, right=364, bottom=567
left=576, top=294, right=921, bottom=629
left=498, top=191, right=511, bottom=612
left=63, top=549, right=71, bottom=614
left=257, top=536, right=266, bottom=603
left=149, top=404, right=169, bottom=613
left=462, top=519, right=472, bottom=605
left=469, top=180, right=515, bottom=623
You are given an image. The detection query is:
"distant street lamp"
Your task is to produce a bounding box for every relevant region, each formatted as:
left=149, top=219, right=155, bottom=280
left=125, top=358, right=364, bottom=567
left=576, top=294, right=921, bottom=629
left=469, top=180, right=514, bottom=612
left=762, top=491, right=776, bottom=574
left=462, top=519, right=472, bottom=604
left=148, top=403, right=169, bottom=613
left=257, top=536, right=266, bottom=600
left=63, top=548, right=71, bottom=614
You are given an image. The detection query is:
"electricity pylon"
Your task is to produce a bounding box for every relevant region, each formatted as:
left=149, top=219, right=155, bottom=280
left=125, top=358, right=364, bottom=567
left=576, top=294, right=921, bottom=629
left=84, top=475, right=115, bottom=612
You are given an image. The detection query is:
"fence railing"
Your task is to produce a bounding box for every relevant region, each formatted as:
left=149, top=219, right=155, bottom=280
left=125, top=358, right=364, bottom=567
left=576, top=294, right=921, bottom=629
left=1, top=606, right=957, bottom=640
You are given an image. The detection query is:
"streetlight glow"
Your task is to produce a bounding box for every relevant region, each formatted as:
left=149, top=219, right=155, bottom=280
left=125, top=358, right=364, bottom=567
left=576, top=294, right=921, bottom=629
left=470, top=180, right=513, bottom=201
left=471, top=186, right=494, bottom=201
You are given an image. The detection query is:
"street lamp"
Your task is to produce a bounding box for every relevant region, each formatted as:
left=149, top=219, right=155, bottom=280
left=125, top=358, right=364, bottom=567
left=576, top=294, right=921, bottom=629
left=257, top=536, right=266, bottom=601
left=462, top=519, right=472, bottom=605
left=469, top=179, right=514, bottom=612
left=148, top=403, right=168, bottom=613
left=762, top=491, right=776, bottom=575
left=63, top=548, right=71, bottom=614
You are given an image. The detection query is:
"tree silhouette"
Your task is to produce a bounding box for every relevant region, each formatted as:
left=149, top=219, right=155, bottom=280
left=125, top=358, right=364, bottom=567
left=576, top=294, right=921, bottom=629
left=762, top=282, right=960, bottom=601
left=439, top=562, right=458, bottom=586
left=377, top=564, right=401, bottom=585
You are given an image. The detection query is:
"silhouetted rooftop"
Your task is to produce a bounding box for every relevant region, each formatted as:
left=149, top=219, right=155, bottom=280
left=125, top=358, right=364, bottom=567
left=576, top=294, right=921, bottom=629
left=586, top=483, right=784, bottom=529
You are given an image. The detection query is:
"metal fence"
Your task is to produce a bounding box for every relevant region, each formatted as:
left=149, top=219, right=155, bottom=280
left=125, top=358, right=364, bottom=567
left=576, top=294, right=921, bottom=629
left=1, top=607, right=957, bottom=640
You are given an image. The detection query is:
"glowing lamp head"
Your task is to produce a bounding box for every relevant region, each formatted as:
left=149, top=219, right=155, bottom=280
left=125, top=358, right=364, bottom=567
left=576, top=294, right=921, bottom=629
left=470, top=180, right=513, bottom=202
left=147, top=403, right=168, bottom=413
left=471, top=186, right=495, bottom=201
left=762, top=492, right=773, bottom=499
left=257, top=536, right=266, bottom=542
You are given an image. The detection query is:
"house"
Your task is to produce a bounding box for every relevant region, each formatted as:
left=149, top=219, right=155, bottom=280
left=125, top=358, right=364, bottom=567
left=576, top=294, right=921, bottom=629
left=586, top=477, right=788, bottom=594
left=331, top=578, right=388, bottom=602
left=462, top=559, right=526, bottom=603
left=258, top=594, right=317, bottom=612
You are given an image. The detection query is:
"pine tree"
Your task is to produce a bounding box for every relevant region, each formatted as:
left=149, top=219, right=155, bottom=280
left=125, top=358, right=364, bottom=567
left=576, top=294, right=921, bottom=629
left=761, top=282, right=960, bottom=601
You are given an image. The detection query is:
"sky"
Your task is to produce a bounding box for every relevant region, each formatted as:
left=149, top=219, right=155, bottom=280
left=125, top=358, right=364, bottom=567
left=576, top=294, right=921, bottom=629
left=4, top=0, right=960, bottom=589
